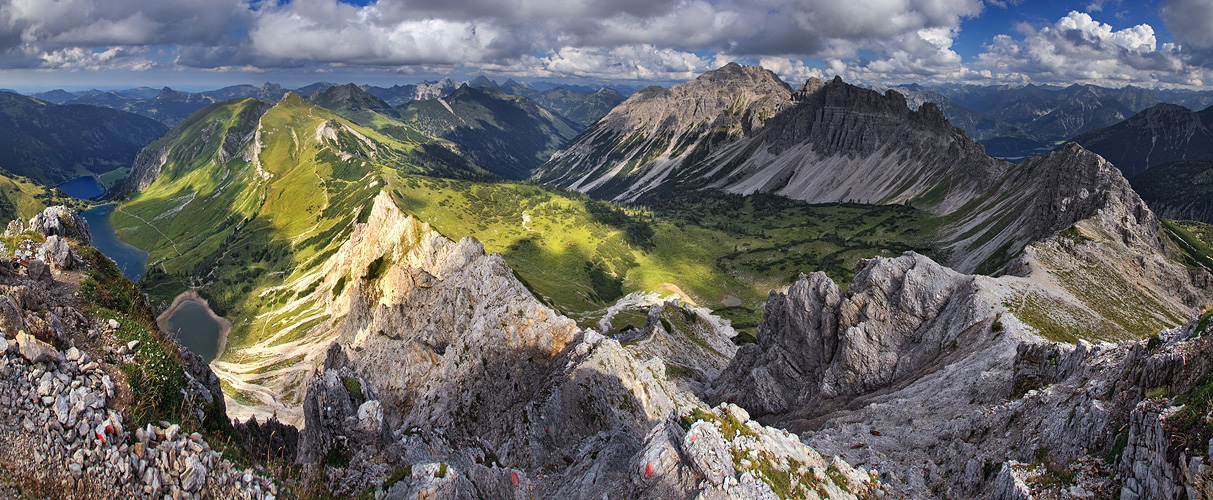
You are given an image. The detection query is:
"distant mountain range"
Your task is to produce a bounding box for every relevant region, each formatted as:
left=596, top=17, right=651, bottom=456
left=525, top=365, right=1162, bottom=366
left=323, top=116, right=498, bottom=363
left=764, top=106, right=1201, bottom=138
left=28, top=77, right=638, bottom=130
left=1069, top=102, right=1213, bottom=224
left=866, top=82, right=1213, bottom=160
left=0, top=91, right=167, bottom=186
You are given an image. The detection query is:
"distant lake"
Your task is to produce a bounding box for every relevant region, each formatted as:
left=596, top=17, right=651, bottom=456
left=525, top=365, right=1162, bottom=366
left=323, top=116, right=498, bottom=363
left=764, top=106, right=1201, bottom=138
left=162, top=300, right=221, bottom=362
left=81, top=204, right=148, bottom=281
left=57, top=176, right=105, bottom=200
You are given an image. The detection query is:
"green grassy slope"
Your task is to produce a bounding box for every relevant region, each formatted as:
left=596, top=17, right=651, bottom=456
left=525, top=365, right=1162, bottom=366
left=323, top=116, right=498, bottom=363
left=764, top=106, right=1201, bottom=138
left=0, top=170, right=83, bottom=222
left=115, top=94, right=487, bottom=314
left=1163, top=219, right=1213, bottom=273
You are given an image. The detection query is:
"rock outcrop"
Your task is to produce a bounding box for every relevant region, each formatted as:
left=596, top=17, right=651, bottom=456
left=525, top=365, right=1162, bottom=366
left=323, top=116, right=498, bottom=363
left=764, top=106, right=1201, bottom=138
left=28, top=206, right=92, bottom=246
left=714, top=253, right=999, bottom=417
left=276, top=192, right=883, bottom=498
left=0, top=207, right=279, bottom=499
left=712, top=243, right=1213, bottom=497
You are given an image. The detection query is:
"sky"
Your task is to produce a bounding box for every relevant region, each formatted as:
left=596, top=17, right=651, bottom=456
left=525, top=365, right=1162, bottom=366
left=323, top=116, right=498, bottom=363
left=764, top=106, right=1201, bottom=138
left=2, top=0, right=1213, bottom=92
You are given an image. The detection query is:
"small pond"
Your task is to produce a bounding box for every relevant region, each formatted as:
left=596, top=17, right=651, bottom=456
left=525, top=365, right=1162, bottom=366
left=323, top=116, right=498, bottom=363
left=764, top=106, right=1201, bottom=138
left=161, top=300, right=222, bottom=363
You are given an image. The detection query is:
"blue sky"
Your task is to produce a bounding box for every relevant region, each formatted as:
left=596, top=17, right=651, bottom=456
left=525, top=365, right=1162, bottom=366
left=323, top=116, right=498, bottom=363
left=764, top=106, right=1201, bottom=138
left=2, top=0, right=1213, bottom=91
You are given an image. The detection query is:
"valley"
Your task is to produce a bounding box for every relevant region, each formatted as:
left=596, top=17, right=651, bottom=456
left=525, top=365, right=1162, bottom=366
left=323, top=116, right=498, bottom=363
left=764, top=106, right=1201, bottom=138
left=3, top=62, right=1213, bottom=500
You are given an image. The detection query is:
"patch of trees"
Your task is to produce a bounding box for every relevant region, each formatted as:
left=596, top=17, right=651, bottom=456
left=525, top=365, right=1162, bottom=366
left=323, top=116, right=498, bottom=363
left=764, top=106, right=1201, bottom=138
left=584, top=260, right=624, bottom=303
left=585, top=199, right=655, bottom=249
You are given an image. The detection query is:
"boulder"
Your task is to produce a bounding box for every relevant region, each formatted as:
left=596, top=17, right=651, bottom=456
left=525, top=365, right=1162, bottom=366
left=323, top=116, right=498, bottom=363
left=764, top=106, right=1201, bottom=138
left=42, top=235, right=74, bottom=271
left=3, top=219, right=23, bottom=237
left=356, top=400, right=384, bottom=438
left=16, top=331, right=57, bottom=363
left=681, top=420, right=735, bottom=486
left=0, top=295, right=25, bottom=337
left=26, top=259, right=51, bottom=282
left=181, top=455, right=207, bottom=492
left=28, top=206, right=92, bottom=245
left=6, top=285, right=34, bottom=311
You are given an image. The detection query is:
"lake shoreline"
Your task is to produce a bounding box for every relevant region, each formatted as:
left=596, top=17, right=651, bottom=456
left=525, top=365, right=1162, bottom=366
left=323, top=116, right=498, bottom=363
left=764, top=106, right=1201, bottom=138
left=157, top=290, right=232, bottom=363
left=81, top=204, right=149, bottom=282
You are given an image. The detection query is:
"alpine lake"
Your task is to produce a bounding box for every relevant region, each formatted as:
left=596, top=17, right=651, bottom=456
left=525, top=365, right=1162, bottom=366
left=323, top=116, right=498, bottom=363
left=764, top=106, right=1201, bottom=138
left=71, top=177, right=226, bottom=362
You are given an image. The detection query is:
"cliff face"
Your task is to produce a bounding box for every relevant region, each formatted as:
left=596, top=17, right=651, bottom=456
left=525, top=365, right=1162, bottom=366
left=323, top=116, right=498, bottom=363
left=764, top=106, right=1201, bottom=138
left=273, top=192, right=884, bottom=498
left=713, top=253, right=1007, bottom=418
left=320, top=191, right=582, bottom=443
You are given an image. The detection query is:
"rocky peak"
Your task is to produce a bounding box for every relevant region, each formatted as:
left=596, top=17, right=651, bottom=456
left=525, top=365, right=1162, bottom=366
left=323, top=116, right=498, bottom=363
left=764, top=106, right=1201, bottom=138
left=278, top=91, right=304, bottom=105
left=713, top=252, right=1002, bottom=417
left=796, top=76, right=825, bottom=95
left=153, top=87, right=191, bottom=101
left=600, top=62, right=792, bottom=133
left=1025, top=142, right=1158, bottom=250
left=308, top=83, right=393, bottom=113
left=786, top=75, right=956, bottom=137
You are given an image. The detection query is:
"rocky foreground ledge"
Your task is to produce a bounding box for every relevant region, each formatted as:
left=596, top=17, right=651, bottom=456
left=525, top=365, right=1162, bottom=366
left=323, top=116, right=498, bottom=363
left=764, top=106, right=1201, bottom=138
left=0, top=338, right=276, bottom=499
left=0, top=206, right=276, bottom=499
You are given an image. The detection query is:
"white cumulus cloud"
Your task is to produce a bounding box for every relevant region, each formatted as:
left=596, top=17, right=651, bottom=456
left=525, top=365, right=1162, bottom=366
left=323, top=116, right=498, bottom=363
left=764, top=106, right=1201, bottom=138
left=974, top=11, right=1203, bottom=86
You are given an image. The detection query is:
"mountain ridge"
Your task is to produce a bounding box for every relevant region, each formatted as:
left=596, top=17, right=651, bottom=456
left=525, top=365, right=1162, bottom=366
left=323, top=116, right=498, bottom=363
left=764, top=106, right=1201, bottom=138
left=1073, top=102, right=1213, bottom=178
left=0, top=92, right=167, bottom=186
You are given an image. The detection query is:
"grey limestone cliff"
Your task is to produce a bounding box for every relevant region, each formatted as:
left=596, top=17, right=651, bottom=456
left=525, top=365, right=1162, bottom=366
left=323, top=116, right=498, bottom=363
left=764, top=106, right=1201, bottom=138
left=537, top=66, right=1004, bottom=213
left=279, top=191, right=884, bottom=498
